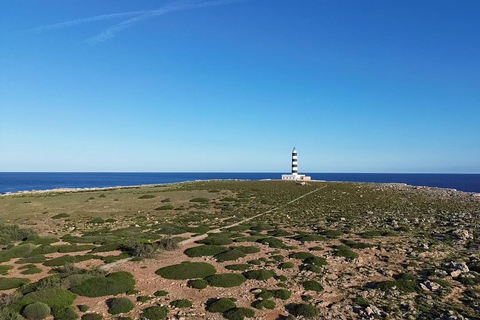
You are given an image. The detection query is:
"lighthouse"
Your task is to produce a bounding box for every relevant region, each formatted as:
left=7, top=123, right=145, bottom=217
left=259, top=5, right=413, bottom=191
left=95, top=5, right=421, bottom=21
left=282, top=148, right=310, bottom=181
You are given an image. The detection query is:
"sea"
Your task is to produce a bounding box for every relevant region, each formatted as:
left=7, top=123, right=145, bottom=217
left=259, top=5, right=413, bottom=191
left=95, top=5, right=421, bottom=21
left=1, top=172, right=480, bottom=194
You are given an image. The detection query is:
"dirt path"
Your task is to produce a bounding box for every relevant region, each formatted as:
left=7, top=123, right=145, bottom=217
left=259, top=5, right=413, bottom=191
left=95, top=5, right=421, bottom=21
left=101, top=185, right=326, bottom=270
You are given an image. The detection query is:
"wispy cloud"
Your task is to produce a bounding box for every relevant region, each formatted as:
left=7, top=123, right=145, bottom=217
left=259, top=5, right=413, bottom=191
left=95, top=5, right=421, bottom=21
left=33, top=0, right=242, bottom=45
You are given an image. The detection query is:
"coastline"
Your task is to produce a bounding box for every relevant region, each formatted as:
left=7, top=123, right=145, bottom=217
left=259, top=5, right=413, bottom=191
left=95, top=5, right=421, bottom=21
left=2, top=179, right=479, bottom=198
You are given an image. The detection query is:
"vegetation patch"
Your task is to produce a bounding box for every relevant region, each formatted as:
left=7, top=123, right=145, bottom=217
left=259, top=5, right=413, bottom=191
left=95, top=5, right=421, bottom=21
left=52, top=213, right=70, bottom=219
left=270, top=289, right=291, bottom=300
left=279, top=262, right=294, bottom=269
left=70, top=271, right=135, bottom=297
left=170, top=299, right=192, bottom=308
left=14, top=287, right=76, bottom=311
left=205, top=273, right=246, bottom=288
left=189, top=197, right=209, bottom=203
left=214, top=249, right=246, bottom=262
left=22, top=302, right=51, bottom=320
left=303, top=256, right=327, bottom=266
left=52, top=306, right=78, bottom=320
left=243, top=269, right=275, bottom=281
left=256, top=237, right=286, bottom=249
left=302, top=280, right=324, bottom=292
left=293, top=234, right=327, bottom=242
left=184, top=245, right=227, bottom=258
left=187, top=279, right=208, bottom=289
left=288, top=303, right=319, bottom=318
left=289, top=252, right=315, bottom=260
left=107, top=297, right=134, bottom=315
left=206, top=298, right=236, bottom=313
left=0, top=264, right=13, bottom=275
left=81, top=314, right=102, bottom=320
left=155, top=204, right=174, bottom=210
left=140, top=306, right=168, bottom=320
left=138, top=195, right=156, bottom=199
left=341, top=239, right=375, bottom=249
left=223, top=307, right=255, bottom=320
left=0, top=277, right=30, bottom=290
left=253, top=299, right=275, bottom=310
left=198, top=234, right=233, bottom=245
left=333, top=245, right=359, bottom=259
left=225, top=264, right=251, bottom=271
left=156, top=262, right=216, bottom=280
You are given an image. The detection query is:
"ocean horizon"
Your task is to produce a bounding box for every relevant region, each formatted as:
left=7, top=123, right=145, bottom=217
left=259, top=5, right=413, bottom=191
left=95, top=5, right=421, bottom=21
left=1, top=172, right=480, bottom=194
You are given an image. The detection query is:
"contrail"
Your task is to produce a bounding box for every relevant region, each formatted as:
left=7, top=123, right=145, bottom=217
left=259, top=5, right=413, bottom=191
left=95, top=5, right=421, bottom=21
left=32, top=0, right=243, bottom=44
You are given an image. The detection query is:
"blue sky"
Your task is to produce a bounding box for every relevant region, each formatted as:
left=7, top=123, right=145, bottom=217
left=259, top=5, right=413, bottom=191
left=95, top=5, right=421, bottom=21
left=1, top=0, right=479, bottom=173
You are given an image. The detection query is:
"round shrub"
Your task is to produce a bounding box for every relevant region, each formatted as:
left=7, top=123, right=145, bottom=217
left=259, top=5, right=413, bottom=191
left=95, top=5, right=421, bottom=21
left=81, top=314, right=102, bottom=320
left=289, top=303, right=319, bottom=317
left=214, top=249, right=246, bottom=262
left=270, top=289, right=291, bottom=300
left=188, top=279, right=208, bottom=289
left=70, top=272, right=135, bottom=297
left=199, top=234, right=233, bottom=245
left=205, top=273, right=246, bottom=288
left=155, top=262, right=216, bottom=280
left=254, top=299, right=275, bottom=310
left=108, top=297, right=135, bottom=315
left=302, top=280, right=324, bottom=292
left=153, top=290, right=168, bottom=297
left=170, top=299, right=192, bottom=308
left=303, top=256, right=327, bottom=266
left=289, top=252, right=314, bottom=260
left=206, top=298, right=236, bottom=313
left=0, top=308, right=23, bottom=320
left=225, top=264, right=251, bottom=271
left=17, top=287, right=76, bottom=310
left=140, top=306, right=168, bottom=320
left=52, top=306, right=78, bottom=320
left=224, top=307, right=255, bottom=320
left=22, top=302, right=51, bottom=320
left=243, top=269, right=275, bottom=281
left=333, top=245, right=359, bottom=259
left=279, top=262, right=294, bottom=269
left=184, top=245, right=227, bottom=258
left=77, top=305, right=89, bottom=312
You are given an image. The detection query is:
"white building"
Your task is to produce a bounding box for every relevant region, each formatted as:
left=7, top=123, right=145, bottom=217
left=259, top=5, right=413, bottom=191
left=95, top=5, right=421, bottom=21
left=281, top=147, right=311, bottom=181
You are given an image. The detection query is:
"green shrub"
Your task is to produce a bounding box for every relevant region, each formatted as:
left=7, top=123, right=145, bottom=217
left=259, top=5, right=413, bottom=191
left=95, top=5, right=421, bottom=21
left=206, top=298, right=236, bottom=313
left=43, top=254, right=100, bottom=267
left=267, top=229, right=291, bottom=237
left=223, top=307, right=255, bottom=320
left=0, top=223, right=37, bottom=245
left=16, top=255, right=46, bottom=264
left=108, top=297, right=134, bottom=315
left=81, top=314, right=102, bottom=320
left=0, top=308, right=23, bottom=320
left=0, top=277, right=30, bottom=290
left=270, top=289, right=291, bottom=300
left=88, top=218, right=104, bottom=224
left=225, top=264, right=251, bottom=271
left=21, top=265, right=42, bottom=275
left=140, top=306, right=168, bottom=320
left=153, top=290, right=168, bottom=297
left=256, top=237, right=286, bottom=249
left=199, top=234, right=233, bottom=245
left=22, top=302, right=51, bottom=320
left=156, top=262, right=216, bottom=280
left=289, top=252, right=314, bottom=260
left=309, top=246, right=323, bottom=251
left=321, top=229, right=343, bottom=238
left=155, top=205, right=174, bottom=210
left=253, top=299, right=275, bottom=310
left=288, top=303, right=319, bottom=317
left=188, top=279, right=208, bottom=289
left=184, top=245, right=227, bottom=258
left=14, top=287, right=76, bottom=310
left=247, top=259, right=262, bottom=265
left=300, top=264, right=323, bottom=273
left=341, top=239, right=374, bottom=249
left=205, top=273, right=246, bottom=288
left=77, top=305, right=89, bottom=312
left=243, top=269, right=275, bottom=281
left=52, top=306, right=78, bottom=320
left=303, top=256, right=327, bottom=266
left=52, top=213, right=70, bottom=219
left=234, top=246, right=261, bottom=254
left=57, top=245, right=96, bottom=253
left=136, top=296, right=153, bottom=303
left=138, top=195, right=156, bottom=199
left=302, top=280, right=324, bottom=292
left=214, top=249, right=246, bottom=262
left=279, top=262, right=294, bottom=269
left=0, top=244, right=36, bottom=262
left=70, top=272, right=135, bottom=297
left=189, top=197, right=209, bottom=203
left=170, top=299, right=192, bottom=308
left=333, top=245, right=359, bottom=259
left=293, top=234, right=327, bottom=242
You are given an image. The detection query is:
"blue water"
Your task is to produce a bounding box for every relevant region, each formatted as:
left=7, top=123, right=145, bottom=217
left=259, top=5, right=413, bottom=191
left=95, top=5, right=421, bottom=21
left=0, top=172, right=479, bottom=194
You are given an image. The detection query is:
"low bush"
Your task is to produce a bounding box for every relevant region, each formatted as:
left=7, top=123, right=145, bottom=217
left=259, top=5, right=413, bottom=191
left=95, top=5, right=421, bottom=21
left=206, top=298, right=236, bottom=313
left=288, top=303, right=319, bottom=318
left=333, top=245, right=359, bottom=259
left=52, top=213, right=70, bottom=219
left=108, top=297, right=134, bottom=315
left=16, top=255, right=46, bottom=264
left=138, top=195, right=156, bottom=199
left=14, top=287, right=76, bottom=311
left=225, top=264, right=251, bottom=271
left=270, top=289, right=291, bottom=300
left=303, top=256, right=327, bottom=266
left=136, top=296, right=153, bottom=303
left=256, top=237, right=286, bottom=249
left=88, top=218, right=104, bottom=224
left=70, top=272, right=135, bottom=297
left=293, top=234, right=327, bottom=242
left=223, top=307, right=255, bottom=320
left=267, top=229, right=291, bottom=237
left=234, top=246, right=261, bottom=254
left=302, top=280, right=324, bottom=292
left=184, top=245, right=227, bottom=258
left=153, top=290, right=168, bottom=297
left=188, top=279, right=208, bottom=289
left=155, top=204, right=174, bottom=210
left=0, top=277, right=30, bottom=290
left=0, top=223, right=37, bottom=245
left=253, top=299, right=275, bottom=310
left=289, top=252, right=314, bottom=260
left=341, top=239, right=374, bottom=249
left=321, top=229, right=343, bottom=238
left=140, top=306, right=168, bottom=320
left=52, top=306, right=78, bottom=320
left=243, top=269, right=275, bottom=281
left=81, top=314, right=102, bottom=320
left=0, top=308, right=23, bottom=320
left=279, top=262, right=294, bottom=269
left=170, top=299, right=192, bottom=308
left=77, top=305, right=89, bottom=312
left=0, top=265, right=13, bottom=275
left=22, top=302, right=51, bottom=320
left=214, top=249, right=246, bottom=262
left=205, top=273, right=246, bottom=288
left=198, top=234, right=233, bottom=246
left=0, top=244, right=36, bottom=262
left=20, top=265, right=42, bottom=275
left=156, top=262, right=216, bottom=280
left=43, top=254, right=101, bottom=267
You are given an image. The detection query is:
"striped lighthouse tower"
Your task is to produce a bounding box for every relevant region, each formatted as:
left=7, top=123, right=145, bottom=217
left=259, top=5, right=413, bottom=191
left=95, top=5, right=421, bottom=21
left=291, top=147, right=298, bottom=175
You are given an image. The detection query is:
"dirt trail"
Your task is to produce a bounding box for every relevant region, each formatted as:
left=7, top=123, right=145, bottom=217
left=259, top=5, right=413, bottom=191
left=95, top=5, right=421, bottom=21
left=101, top=185, right=326, bottom=270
